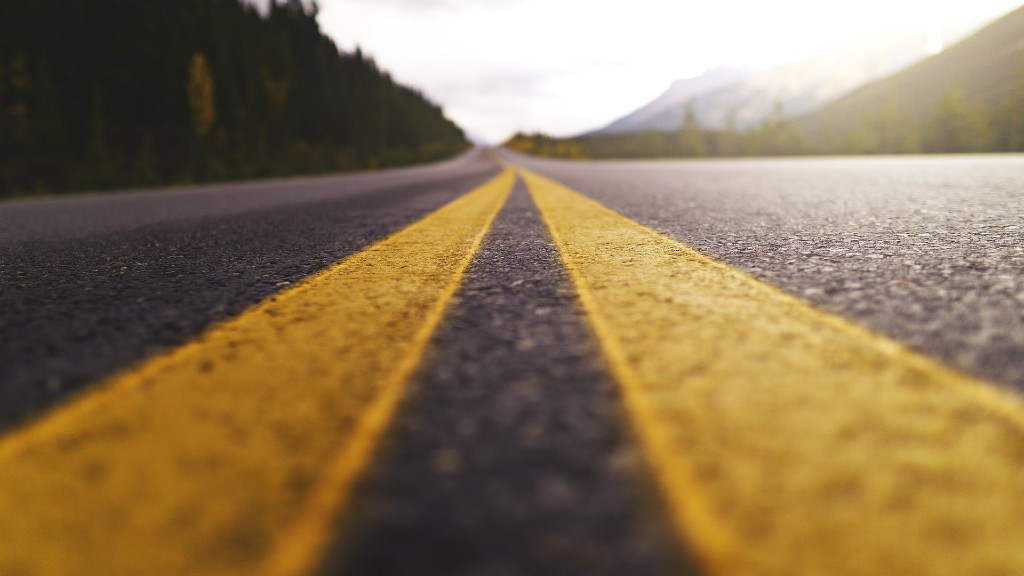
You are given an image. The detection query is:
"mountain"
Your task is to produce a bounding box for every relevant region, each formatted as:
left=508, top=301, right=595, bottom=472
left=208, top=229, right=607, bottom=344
left=507, top=5, right=1024, bottom=160
left=0, top=0, right=468, bottom=196
left=689, top=30, right=934, bottom=130
left=591, top=11, right=1012, bottom=135
left=796, top=4, right=1024, bottom=152
left=592, top=67, right=753, bottom=134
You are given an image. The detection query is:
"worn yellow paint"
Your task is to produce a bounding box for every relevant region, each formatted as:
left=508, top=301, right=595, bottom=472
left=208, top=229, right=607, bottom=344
left=521, top=167, right=1024, bottom=576
left=0, top=168, right=515, bottom=576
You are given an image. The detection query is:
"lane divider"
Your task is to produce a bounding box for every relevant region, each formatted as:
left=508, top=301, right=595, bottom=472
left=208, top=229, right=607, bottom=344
left=0, top=168, right=515, bottom=576
left=520, top=166, right=1024, bottom=576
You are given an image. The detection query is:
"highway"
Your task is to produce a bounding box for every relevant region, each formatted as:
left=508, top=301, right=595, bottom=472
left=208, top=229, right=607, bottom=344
left=2, top=149, right=1024, bottom=575
left=509, top=151, right=1024, bottom=393
left=0, top=150, right=499, bottom=427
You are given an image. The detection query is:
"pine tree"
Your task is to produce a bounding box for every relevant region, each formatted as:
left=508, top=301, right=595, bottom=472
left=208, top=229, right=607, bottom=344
left=678, top=102, right=708, bottom=157
left=992, top=62, right=1024, bottom=151
left=923, top=88, right=986, bottom=152
left=187, top=52, right=216, bottom=140
left=0, top=0, right=467, bottom=196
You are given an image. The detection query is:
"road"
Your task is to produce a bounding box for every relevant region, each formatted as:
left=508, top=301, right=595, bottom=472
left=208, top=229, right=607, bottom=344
left=509, top=151, right=1024, bottom=393
left=2, top=150, right=1024, bottom=576
left=0, top=150, right=499, bottom=427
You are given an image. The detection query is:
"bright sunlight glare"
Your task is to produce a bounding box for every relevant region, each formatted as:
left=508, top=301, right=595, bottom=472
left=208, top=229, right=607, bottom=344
left=314, top=0, right=1023, bottom=142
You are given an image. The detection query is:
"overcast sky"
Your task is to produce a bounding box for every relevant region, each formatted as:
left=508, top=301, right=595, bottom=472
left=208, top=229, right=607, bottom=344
left=306, top=0, right=1022, bottom=142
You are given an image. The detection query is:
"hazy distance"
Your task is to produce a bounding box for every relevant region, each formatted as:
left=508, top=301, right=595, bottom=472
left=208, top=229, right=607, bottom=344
left=301, top=0, right=1024, bottom=142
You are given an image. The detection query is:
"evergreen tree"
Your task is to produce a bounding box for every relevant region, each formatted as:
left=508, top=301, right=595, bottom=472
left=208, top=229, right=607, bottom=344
left=991, top=62, right=1024, bottom=151
left=0, top=0, right=467, bottom=196
left=187, top=52, right=216, bottom=140
left=716, top=108, right=741, bottom=156
left=923, top=88, right=986, bottom=152
left=677, top=102, right=708, bottom=157
left=752, top=101, right=803, bottom=155
left=870, top=97, right=918, bottom=153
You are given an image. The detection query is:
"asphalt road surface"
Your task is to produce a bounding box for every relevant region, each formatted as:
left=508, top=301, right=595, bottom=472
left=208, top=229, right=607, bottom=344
left=0, top=150, right=498, bottom=428
left=509, top=150, right=1024, bottom=394
left=2, top=150, right=1024, bottom=576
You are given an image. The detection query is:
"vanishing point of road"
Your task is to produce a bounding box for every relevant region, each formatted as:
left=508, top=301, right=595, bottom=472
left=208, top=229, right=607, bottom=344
left=2, top=149, right=1024, bottom=575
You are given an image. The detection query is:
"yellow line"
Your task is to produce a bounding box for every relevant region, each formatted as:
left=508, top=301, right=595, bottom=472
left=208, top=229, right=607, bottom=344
left=0, top=168, right=515, bottom=576
left=520, top=167, right=1024, bottom=576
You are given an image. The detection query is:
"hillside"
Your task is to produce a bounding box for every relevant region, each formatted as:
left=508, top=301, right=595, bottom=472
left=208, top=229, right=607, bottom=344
left=591, top=26, right=938, bottom=135
left=509, top=5, right=1024, bottom=161
left=592, top=68, right=753, bottom=134
left=796, top=4, right=1024, bottom=152
left=0, top=0, right=468, bottom=196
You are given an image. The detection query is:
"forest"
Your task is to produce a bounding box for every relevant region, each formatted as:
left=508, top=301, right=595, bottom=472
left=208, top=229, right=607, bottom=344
left=509, top=84, right=1024, bottom=158
left=508, top=3, right=1024, bottom=162
left=0, top=0, right=468, bottom=196
left=507, top=82, right=1024, bottom=160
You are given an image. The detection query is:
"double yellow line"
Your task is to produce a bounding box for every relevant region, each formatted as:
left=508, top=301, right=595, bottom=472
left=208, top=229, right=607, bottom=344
left=3, top=165, right=1024, bottom=576
left=0, top=170, right=515, bottom=576
left=523, top=169, right=1024, bottom=576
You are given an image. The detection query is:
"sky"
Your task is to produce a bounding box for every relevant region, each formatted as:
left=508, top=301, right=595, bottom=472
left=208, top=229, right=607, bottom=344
left=301, top=0, right=1023, bottom=143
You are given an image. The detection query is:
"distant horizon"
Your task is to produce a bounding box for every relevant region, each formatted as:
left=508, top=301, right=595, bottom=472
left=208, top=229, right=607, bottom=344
left=255, top=0, right=1022, bottom=143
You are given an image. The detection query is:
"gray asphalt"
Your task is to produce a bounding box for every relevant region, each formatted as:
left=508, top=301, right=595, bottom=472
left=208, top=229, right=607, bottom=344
left=0, top=149, right=499, bottom=429
left=507, top=151, right=1024, bottom=395
left=0, top=151, right=491, bottom=246
left=5, top=148, right=1024, bottom=575
left=326, top=181, right=695, bottom=576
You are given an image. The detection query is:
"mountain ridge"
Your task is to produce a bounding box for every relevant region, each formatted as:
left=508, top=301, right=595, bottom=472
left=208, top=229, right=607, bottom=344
left=796, top=3, right=1024, bottom=151
left=590, top=8, right=1017, bottom=136
left=591, top=67, right=754, bottom=134
left=506, top=4, right=1024, bottom=158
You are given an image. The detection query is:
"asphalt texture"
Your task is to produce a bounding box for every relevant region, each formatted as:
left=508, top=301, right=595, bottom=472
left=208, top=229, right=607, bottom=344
left=326, top=180, right=694, bottom=576
left=6, top=149, right=1024, bottom=575
left=509, top=151, right=1024, bottom=394
left=0, top=149, right=499, bottom=430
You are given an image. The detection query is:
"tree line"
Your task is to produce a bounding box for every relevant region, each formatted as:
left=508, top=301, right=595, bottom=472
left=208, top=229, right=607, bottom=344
left=507, top=79, right=1024, bottom=159
left=504, top=104, right=804, bottom=159
left=820, top=82, right=1024, bottom=154
left=0, top=0, right=468, bottom=197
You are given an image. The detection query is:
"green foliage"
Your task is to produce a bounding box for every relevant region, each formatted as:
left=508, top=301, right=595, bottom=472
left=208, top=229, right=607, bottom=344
left=506, top=101, right=808, bottom=161
left=505, top=133, right=586, bottom=158
left=744, top=101, right=803, bottom=156
left=509, top=77, right=1023, bottom=161
left=810, top=86, right=1009, bottom=155
left=716, top=109, right=741, bottom=156
left=677, top=103, right=708, bottom=157
left=796, top=5, right=1024, bottom=154
left=0, top=0, right=467, bottom=196
left=922, top=88, right=987, bottom=152
left=187, top=52, right=216, bottom=139
left=990, top=61, right=1024, bottom=152
left=870, top=98, right=920, bottom=153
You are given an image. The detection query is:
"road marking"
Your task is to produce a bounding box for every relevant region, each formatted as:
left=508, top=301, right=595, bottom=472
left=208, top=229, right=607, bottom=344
left=0, top=168, right=514, bottom=576
left=521, top=167, right=1024, bottom=576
